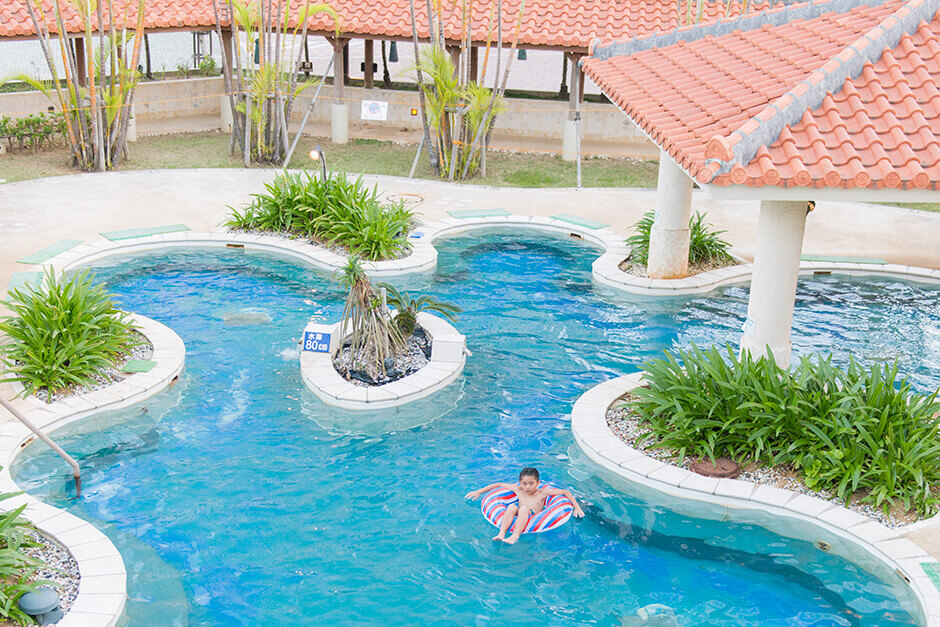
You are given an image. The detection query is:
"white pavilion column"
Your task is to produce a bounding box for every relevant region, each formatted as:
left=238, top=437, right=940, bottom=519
left=647, top=151, right=693, bottom=278
left=740, top=200, right=808, bottom=368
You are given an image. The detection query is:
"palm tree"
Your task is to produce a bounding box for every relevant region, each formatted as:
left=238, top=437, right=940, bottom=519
left=381, top=283, right=461, bottom=337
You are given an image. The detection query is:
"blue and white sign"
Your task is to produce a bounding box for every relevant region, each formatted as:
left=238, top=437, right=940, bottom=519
left=303, top=331, right=331, bottom=352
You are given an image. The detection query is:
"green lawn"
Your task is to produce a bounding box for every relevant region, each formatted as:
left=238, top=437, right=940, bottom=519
left=3, top=135, right=938, bottom=216
left=0, top=132, right=661, bottom=188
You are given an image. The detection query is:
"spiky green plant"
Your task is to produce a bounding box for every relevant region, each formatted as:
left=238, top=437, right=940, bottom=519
left=0, top=487, right=58, bottom=626
left=380, top=283, right=461, bottom=337
left=335, top=257, right=404, bottom=378
left=626, top=211, right=733, bottom=266
left=0, top=268, right=139, bottom=398
left=626, top=344, right=940, bottom=515
left=224, top=171, right=414, bottom=261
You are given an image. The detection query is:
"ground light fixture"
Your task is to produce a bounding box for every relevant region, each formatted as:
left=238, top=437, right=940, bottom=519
left=309, top=145, right=328, bottom=181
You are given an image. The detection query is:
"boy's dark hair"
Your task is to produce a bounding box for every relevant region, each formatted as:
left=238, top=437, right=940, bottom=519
left=519, top=467, right=540, bottom=481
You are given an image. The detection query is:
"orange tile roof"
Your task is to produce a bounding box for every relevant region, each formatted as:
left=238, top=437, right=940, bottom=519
left=583, top=0, right=940, bottom=191
left=0, top=1, right=216, bottom=38
left=1, top=0, right=770, bottom=50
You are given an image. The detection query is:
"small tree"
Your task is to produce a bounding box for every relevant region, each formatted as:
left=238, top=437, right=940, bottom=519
left=409, top=0, right=523, bottom=180
left=23, top=0, right=146, bottom=171
left=211, top=0, right=338, bottom=164
left=335, top=257, right=403, bottom=380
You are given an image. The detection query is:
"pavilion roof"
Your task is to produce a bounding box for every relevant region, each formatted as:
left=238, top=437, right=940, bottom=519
left=1, top=0, right=773, bottom=51
left=582, top=0, right=940, bottom=193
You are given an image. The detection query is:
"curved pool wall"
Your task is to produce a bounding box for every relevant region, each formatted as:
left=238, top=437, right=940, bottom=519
left=0, top=314, right=185, bottom=626
left=3, top=228, right=936, bottom=614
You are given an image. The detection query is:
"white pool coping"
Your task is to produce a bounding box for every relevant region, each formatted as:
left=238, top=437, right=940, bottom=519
left=0, top=314, right=185, bottom=627
left=26, top=219, right=938, bottom=297
left=8, top=217, right=938, bottom=624
left=300, top=311, right=467, bottom=409
left=571, top=373, right=940, bottom=626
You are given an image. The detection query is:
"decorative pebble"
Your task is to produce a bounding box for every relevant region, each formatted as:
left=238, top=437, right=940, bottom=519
left=1, top=530, right=82, bottom=626
left=332, top=328, right=430, bottom=387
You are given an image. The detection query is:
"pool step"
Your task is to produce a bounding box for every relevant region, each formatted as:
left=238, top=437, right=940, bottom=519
left=551, top=214, right=608, bottom=229
left=447, top=208, right=510, bottom=219
left=7, top=271, right=42, bottom=292
left=17, top=239, right=83, bottom=265
left=101, top=224, right=190, bottom=241
left=922, top=563, right=940, bottom=593
left=800, top=254, right=888, bottom=264
left=120, top=359, right=158, bottom=373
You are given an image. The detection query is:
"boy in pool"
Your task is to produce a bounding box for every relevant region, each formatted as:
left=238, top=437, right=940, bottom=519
left=465, top=467, right=585, bottom=544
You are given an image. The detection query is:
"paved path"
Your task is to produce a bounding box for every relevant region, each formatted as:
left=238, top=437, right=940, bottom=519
left=1, top=169, right=938, bottom=294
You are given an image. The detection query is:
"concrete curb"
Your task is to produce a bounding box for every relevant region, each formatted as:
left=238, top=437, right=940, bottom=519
left=0, top=314, right=185, bottom=627
left=300, top=311, right=467, bottom=409
left=571, top=374, right=940, bottom=626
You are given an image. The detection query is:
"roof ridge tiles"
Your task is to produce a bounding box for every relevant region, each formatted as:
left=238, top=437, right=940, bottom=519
left=698, top=0, right=937, bottom=183
left=590, top=0, right=888, bottom=59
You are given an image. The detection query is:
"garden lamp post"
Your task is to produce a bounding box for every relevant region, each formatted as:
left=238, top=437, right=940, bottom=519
left=309, top=145, right=327, bottom=181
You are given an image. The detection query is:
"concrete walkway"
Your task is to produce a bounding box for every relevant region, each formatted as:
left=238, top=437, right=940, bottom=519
left=1, top=169, right=938, bottom=294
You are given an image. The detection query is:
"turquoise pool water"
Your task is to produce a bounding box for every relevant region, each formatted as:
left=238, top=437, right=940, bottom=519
left=12, top=229, right=940, bottom=625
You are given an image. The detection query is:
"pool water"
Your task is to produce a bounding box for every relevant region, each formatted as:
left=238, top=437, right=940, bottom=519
left=12, top=229, right=940, bottom=625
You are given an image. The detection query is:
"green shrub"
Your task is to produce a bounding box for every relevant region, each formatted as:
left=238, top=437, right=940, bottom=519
left=0, top=112, right=66, bottom=152
left=628, top=345, right=940, bottom=515
left=625, top=211, right=733, bottom=266
left=0, top=269, right=139, bottom=398
left=0, top=488, right=58, bottom=626
left=226, top=170, right=414, bottom=261
left=381, top=283, right=461, bottom=337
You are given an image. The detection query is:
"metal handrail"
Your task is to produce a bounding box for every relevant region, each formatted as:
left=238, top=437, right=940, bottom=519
left=0, top=396, right=81, bottom=497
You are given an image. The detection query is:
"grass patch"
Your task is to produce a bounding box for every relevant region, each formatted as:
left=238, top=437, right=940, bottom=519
left=0, top=131, right=661, bottom=188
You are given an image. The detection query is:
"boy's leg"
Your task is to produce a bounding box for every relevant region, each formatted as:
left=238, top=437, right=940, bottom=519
left=494, top=504, right=518, bottom=540
left=504, top=508, right=530, bottom=544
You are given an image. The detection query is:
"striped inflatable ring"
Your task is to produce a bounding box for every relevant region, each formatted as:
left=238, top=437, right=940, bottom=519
left=481, top=482, right=574, bottom=534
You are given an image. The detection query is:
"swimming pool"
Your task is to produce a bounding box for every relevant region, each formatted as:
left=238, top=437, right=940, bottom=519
left=12, top=229, right=939, bottom=624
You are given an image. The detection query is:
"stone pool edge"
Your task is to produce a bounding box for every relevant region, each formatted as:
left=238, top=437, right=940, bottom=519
left=28, top=220, right=940, bottom=297
left=299, top=311, right=467, bottom=409
left=0, top=314, right=185, bottom=627
left=571, top=373, right=940, bottom=626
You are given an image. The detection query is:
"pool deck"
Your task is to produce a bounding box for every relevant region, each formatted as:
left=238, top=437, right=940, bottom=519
left=0, top=169, right=938, bottom=621
left=0, top=169, right=937, bottom=295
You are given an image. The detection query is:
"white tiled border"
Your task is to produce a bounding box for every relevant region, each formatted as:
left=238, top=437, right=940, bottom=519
left=300, top=311, right=467, bottom=409
left=592, top=258, right=940, bottom=296
left=33, top=221, right=940, bottom=296
left=0, top=314, right=185, bottom=627
left=571, top=373, right=940, bottom=626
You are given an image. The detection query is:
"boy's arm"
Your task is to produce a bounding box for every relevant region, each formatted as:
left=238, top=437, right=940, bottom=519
left=544, top=487, right=585, bottom=517
left=465, top=482, right=515, bottom=500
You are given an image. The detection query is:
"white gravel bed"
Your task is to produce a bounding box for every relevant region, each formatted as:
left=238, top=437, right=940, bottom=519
left=0, top=530, right=80, bottom=626
left=227, top=227, right=416, bottom=261
left=618, top=257, right=734, bottom=278
left=332, top=329, right=430, bottom=387
left=34, top=331, right=153, bottom=404
left=606, top=395, right=924, bottom=528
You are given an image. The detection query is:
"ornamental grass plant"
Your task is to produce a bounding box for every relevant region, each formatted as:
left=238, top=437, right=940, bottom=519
left=626, top=211, right=734, bottom=266
left=0, top=269, right=139, bottom=399
left=225, top=170, right=415, bottom=261
left=381, top=283, right=461, bottom=338
left=627, top=345, right=940, bottom=516
left=0, top=488, right=57, bottom=626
